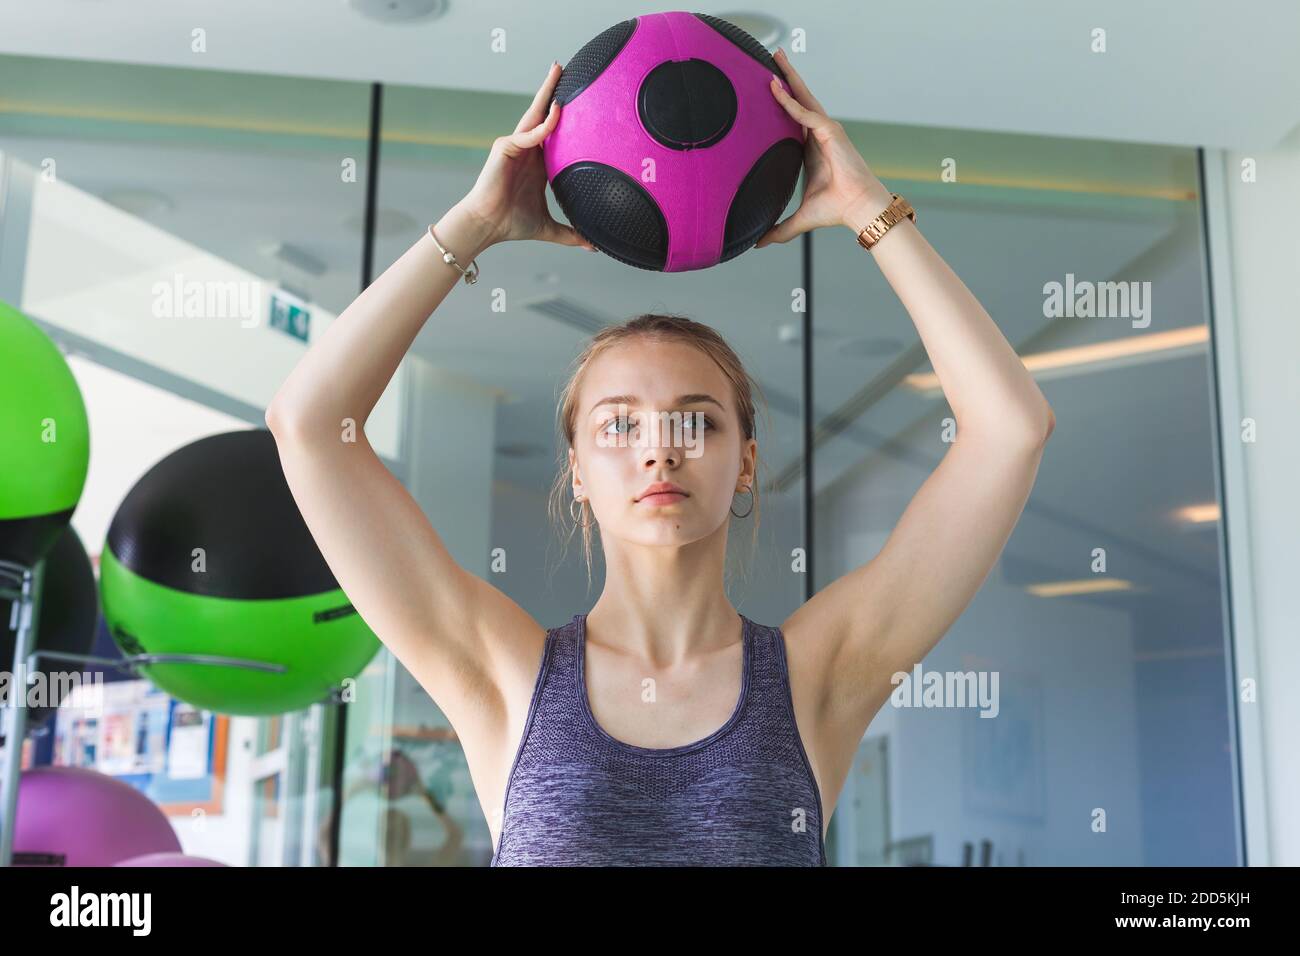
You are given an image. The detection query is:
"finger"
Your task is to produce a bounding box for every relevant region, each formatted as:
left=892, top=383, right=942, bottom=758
left=512, top=61, right=560, bottom=134
left=774, top=47, right=827, bottom=114
left=542, top=219, right=597, bottom=251
left=769, top=75, right=835, bottom=134
left=754, top=212, right=802, bottom=249
left=509, top=99, right=560, bottom=150
left=514, top=61, right=561, bottom=134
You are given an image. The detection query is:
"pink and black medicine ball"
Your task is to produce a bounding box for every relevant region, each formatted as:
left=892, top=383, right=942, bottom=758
left=543, top=12, right=806, bottom=273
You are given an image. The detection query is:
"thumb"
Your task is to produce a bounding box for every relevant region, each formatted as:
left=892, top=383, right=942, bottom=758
left=755, top=213, right=799, bottom=248
left=542, top=218, right=596, bottom=251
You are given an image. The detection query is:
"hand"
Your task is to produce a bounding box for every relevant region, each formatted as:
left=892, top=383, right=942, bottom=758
left=461, top=62, right=596, bottom=251
left=755, top=48, right=894, bottom=248
left=381, top=749, right=422, bottom=800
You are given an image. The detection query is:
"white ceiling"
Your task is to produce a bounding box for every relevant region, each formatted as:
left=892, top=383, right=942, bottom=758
left=1, top=0, right=1296, bottom=150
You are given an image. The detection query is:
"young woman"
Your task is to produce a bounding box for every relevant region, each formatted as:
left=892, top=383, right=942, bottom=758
left=267, top=49, right=1055, bottom=867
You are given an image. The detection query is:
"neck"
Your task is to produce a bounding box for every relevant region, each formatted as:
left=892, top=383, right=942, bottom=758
left=586, top=531, right=742, bottom=666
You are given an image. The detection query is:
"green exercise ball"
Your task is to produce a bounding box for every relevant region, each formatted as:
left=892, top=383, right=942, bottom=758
left=99, top=429, right=380, bottom=716
left=0, top=300, right=90, bottom=566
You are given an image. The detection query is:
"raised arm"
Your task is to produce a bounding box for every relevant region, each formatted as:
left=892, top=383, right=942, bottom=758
left=265, top=61, right=592, bottom=743
left=759, top=48, right=1055, bottom=747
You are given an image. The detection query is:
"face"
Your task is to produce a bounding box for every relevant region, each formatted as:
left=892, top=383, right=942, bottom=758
left=569, top=339, right=756, bottom=546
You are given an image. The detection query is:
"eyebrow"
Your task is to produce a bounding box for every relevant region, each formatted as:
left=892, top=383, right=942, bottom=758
left=588, top=393, right=726, bottom=416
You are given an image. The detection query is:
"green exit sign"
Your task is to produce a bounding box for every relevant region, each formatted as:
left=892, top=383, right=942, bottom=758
left=270, top=292, right=311, bottom=342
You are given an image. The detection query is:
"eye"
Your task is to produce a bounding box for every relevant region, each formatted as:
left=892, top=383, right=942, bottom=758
left=600, top=415, right=631, bottom=436
left=683, top=415, right=715, bottom=431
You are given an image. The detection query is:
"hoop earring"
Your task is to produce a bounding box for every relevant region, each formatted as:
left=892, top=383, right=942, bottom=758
left=730, top=485, right=754, bottom=518
left=570, top=495, right=595, bottom=528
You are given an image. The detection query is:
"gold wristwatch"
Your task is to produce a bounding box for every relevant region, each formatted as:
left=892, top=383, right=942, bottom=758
left=855, top=193, right=916, bottom=251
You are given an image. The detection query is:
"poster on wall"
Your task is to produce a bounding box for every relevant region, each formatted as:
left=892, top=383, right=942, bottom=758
left=95, top=680, right=169, bottom=776
left=52, top=679, right=228, bottom=816
left=165, top=703, right=211, bottom=780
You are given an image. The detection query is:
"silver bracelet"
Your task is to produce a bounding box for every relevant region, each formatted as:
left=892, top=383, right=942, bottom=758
left=427, top=223, right=480, bottom=285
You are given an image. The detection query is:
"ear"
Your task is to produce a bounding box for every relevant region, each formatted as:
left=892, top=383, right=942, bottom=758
left=568, top=446, right=582, bottom=494
left=740, top=437, right=758, bottom=485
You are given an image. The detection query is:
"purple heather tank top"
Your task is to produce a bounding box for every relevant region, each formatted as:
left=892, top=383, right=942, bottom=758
left=490, top=612, right=827, bottom=866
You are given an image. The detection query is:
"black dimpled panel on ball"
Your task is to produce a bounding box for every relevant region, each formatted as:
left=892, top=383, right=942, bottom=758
left=720, top=139, right=804, bottom=263
left=551, top=18, right=637, bottom=109
left=551, top=162, right=669, bottom=271
left=638, top=59, right=737, bottom=151
left=691, top=13, right=782, bottom=75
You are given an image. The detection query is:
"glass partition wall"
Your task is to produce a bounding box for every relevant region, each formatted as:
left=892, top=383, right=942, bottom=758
left=0, top=51, right=1237, bottom=865
left=813, top=124, right=1235, bottom=865
left=0, top=53, right=377, bottom=867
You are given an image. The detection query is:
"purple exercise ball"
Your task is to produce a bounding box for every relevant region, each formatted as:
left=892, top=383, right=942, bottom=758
left=115, top=852, right=228, bottom=867
left=12, top=765, right=181, bottom=866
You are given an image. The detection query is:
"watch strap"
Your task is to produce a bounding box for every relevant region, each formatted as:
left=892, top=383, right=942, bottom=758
left=856, top=193, right=916, bottom=251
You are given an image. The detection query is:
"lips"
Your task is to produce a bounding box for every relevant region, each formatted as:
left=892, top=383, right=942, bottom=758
left=638, top=491, right=687, bottom=505
left=636, top=482, right=688, bottom=503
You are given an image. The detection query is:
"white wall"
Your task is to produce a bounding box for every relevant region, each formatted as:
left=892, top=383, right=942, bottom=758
left=172, top=716, right=258, bottom=865
left=64, top=356, right=251, bottom=569
left=1211, top=135, right=1300, bottom=865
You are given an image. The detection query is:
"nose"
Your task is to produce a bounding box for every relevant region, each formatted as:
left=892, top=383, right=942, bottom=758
left=639, top=444, right=680, bottom=468
left=638, top=418, right=681, bottom=469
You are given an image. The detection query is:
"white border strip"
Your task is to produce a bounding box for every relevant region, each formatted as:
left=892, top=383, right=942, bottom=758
left=1200, top=147, right=1270, bottom=866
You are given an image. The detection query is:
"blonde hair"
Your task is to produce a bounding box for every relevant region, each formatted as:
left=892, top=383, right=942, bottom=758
left=546, top=313, right=772, bottom=591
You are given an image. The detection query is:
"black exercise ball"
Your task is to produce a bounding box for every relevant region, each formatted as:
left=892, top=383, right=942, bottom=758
left=0, top=525, right=98, bottom=741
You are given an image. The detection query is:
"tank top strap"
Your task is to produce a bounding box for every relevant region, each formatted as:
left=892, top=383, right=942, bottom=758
left=737, top=615, right=819, bottom=744
left=511, top=615, right=587, bottom=742
left=537, top=614, right=582, bottom=701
